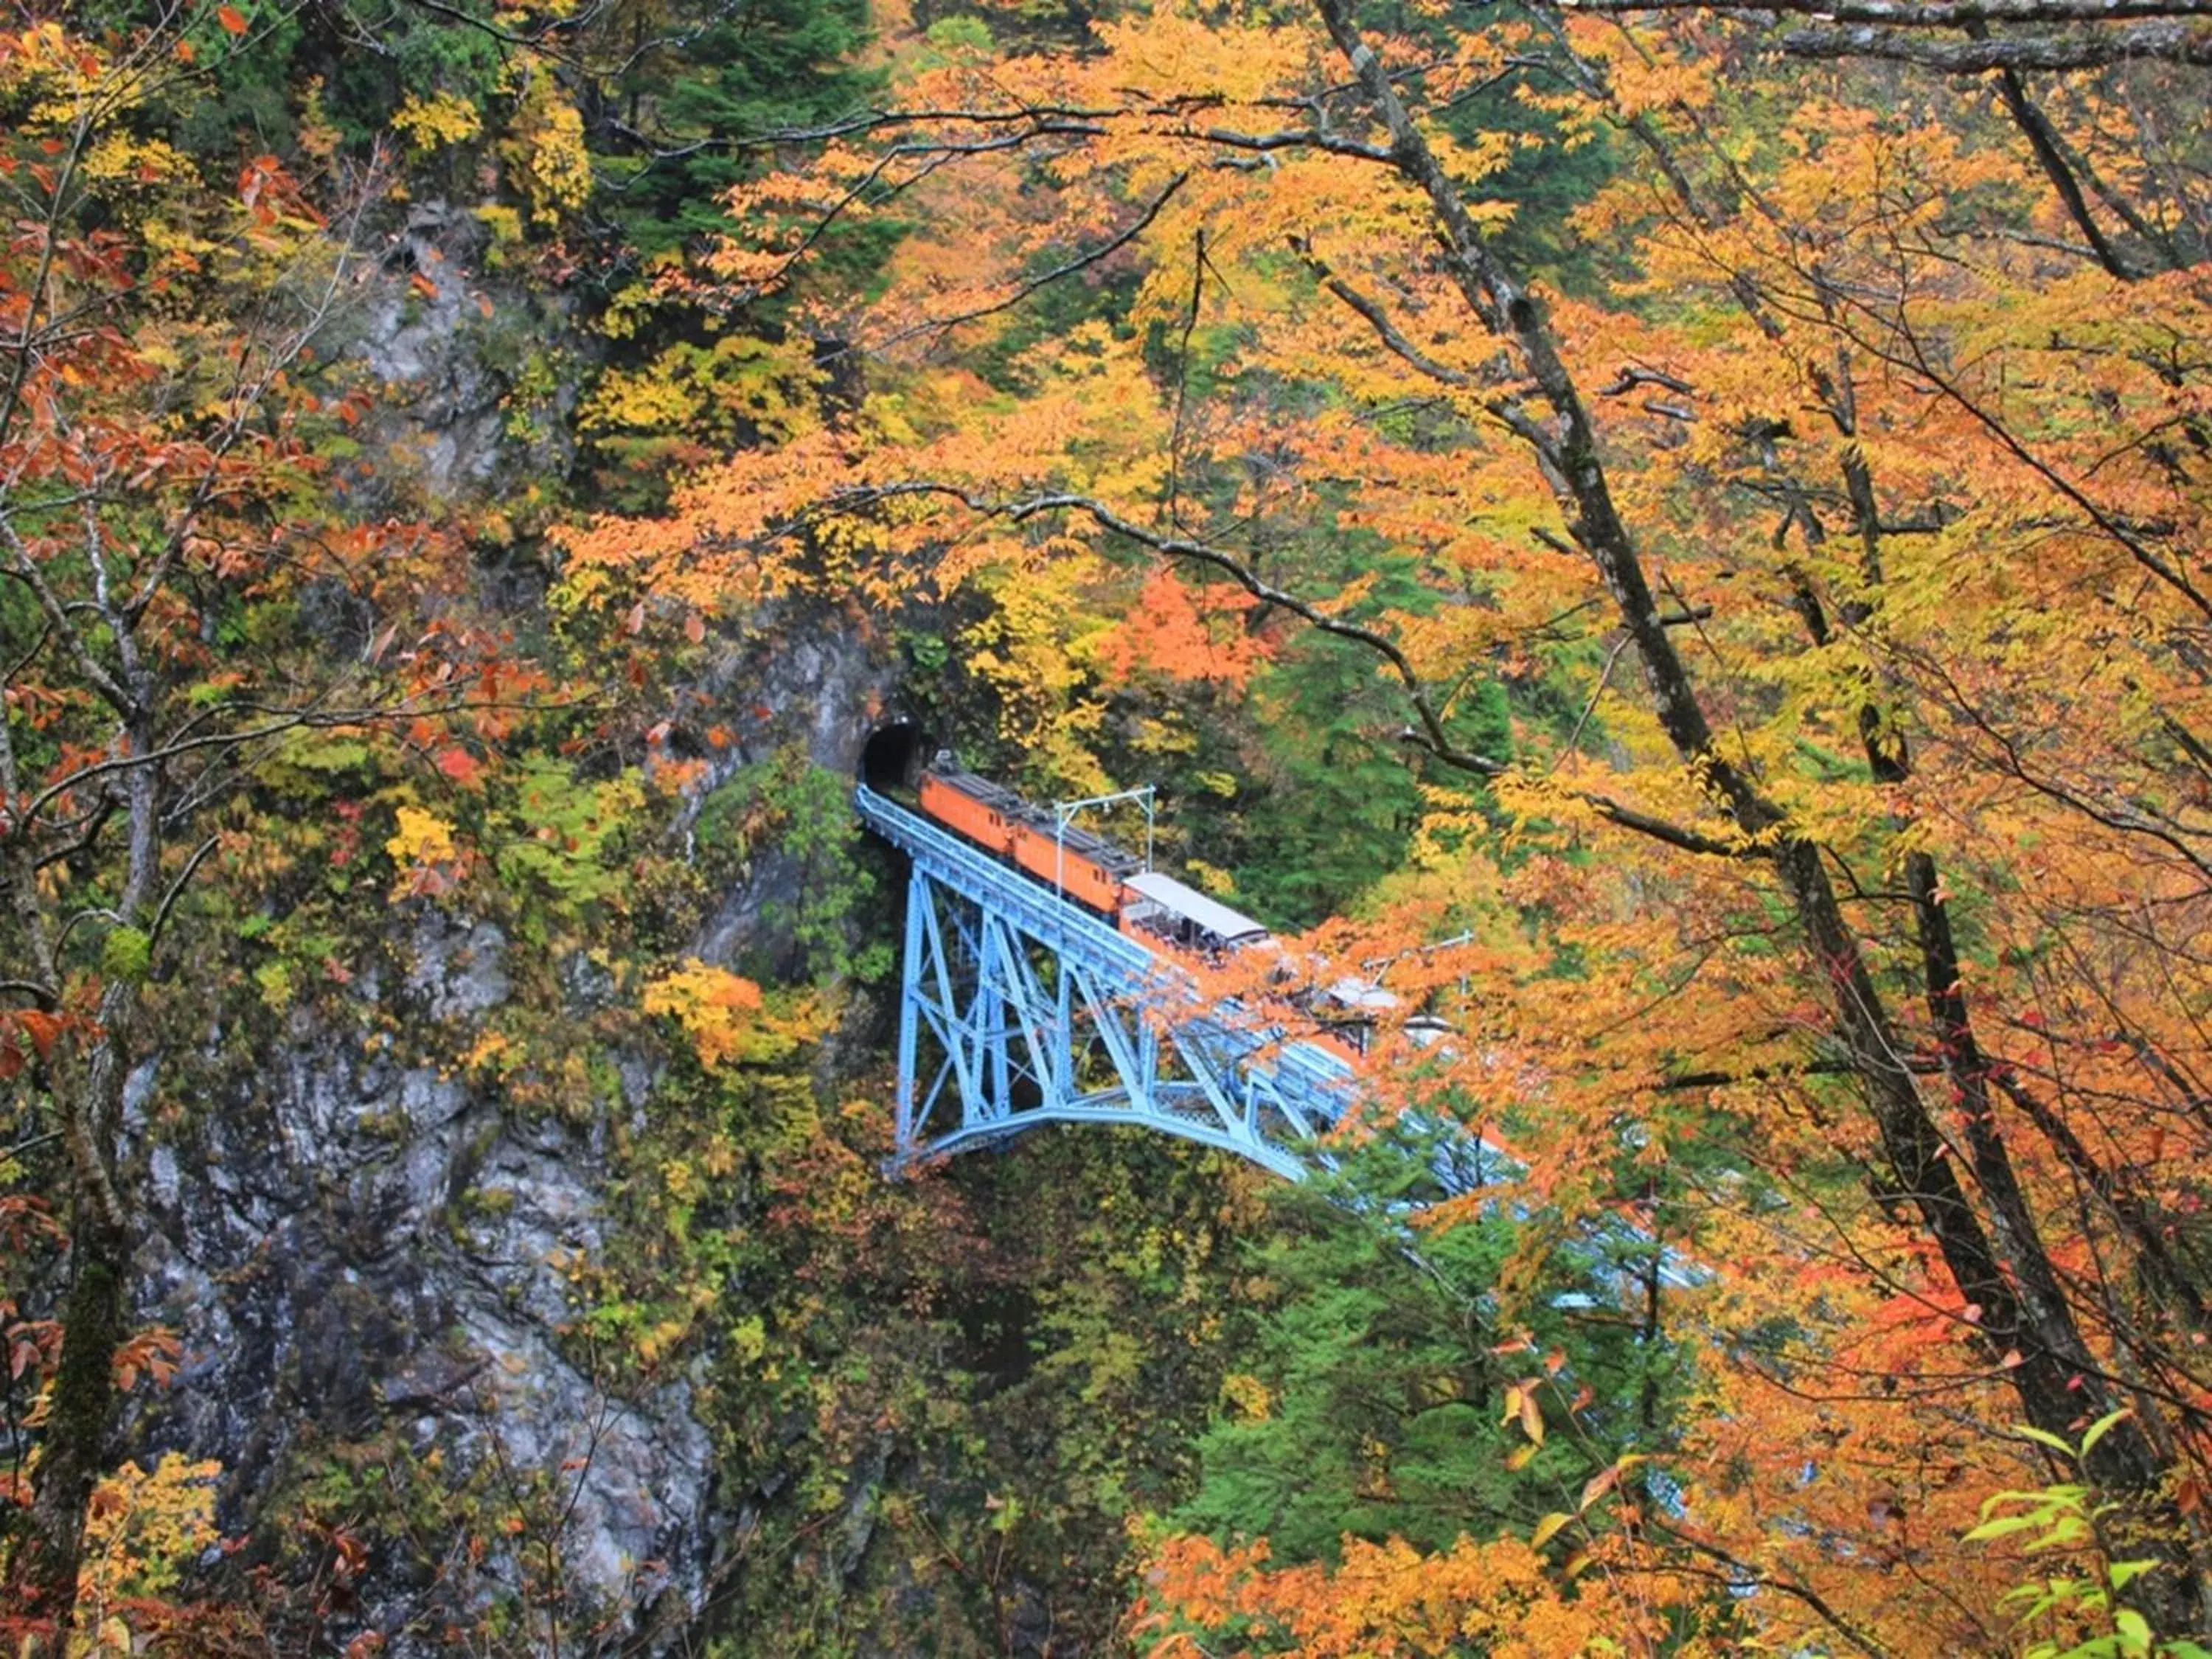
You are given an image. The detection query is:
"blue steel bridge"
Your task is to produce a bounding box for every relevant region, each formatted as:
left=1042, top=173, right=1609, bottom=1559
left=854, top=783, right=1369, bottom=1182
left=856, top=776, right=1697, bottom=1301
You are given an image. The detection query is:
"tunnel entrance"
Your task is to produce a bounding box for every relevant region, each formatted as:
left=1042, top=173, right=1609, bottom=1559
left=860, top=721, right=930, bottom=793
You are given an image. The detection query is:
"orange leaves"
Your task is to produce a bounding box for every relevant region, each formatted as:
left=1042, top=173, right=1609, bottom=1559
left=434, top=745, right=484, bottom=788
left=111, top=1329, right=181, bottom=1394
left=1135, top=1528, right=1677, bottom=1658
left=0, top=1006, right=76, bottom=1079
left=215, top=4, right=246, bottom=34
left=16, top=1007, right=63, bottom=1060
left=1094, top=568, right=1270, bottom=690
left=641, top=961, right=825, bottom=1068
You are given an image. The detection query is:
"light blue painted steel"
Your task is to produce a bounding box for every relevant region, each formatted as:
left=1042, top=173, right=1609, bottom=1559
left=855, top=785, right=1358, bottom=1180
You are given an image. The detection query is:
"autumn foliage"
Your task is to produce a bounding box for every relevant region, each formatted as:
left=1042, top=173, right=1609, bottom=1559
left=562, top=0, right=2212, bottom=1650
left=7, top=0, right=2212, bottom=1650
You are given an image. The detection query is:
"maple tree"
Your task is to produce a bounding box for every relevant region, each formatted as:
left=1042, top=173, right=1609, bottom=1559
left=563, top=0, right=2212, bottom=1646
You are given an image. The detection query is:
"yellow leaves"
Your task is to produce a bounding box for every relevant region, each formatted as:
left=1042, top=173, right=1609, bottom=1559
left=1088, top=4, right=1313, bottom=108
left=500, top=72, right=590, bottom=227
left=728, top=1312, right=768, bottom=1364
left=460, top=1026, right=513, bottom=1079
left=386, top=807, right=457, bottom=866
left=961, top=547, right=1114, bottom=788
left=580, top=334, right=823, bottom=451
left=1501, top=1378, right=1545, bottom=1445
left=642, top=960, right=825, bottom=1068
left=75, top=1453, right=222, bottom=1647
left=473, top=202, right=524, bottom=256
left=700, top=1130, right=740, bottom=1179
left=1220, top=1371, right=1274, bottom=1422
left=1601, top=44, right=1718, bottom=119
left=662, top=1155, right=701, bottom=1203
left=386, top=805, right=467, bottom=901
left=0, top=21, right=114, bottom=122
left=391, top=90, right=484, bottom=155
left=593, top=266, right=682, bottom=343
left=80, top=131, right=189, bottom=190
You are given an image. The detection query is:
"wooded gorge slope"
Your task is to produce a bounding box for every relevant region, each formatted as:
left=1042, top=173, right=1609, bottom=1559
left=6, top=0, right=2212, bottom=1655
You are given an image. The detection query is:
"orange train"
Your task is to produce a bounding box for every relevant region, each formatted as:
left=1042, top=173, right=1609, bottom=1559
left=916, top=760, right=1415, bottom=1065
left=917, top=761, right=1273, bottom=954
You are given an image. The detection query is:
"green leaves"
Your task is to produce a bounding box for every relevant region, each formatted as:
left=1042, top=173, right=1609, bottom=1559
left=1172, top=1132, right=1665, bottom=1569
left=100, top=927, right=151, bottom=987
left=1964, top=1413, right=2194, bottom=1659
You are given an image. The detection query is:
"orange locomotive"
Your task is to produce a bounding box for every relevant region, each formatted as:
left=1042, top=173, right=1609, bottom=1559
left=917, top=762, right=1273, bottom=950
left=918, top=765, right=1144, bottom=919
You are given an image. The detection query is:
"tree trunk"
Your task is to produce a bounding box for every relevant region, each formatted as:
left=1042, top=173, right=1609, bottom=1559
left=7, top=1006, right=138, bottom=1655
left=1308, top=0, right=2202, bottom=1624
left=10, top=1198, right=127, bottom=1654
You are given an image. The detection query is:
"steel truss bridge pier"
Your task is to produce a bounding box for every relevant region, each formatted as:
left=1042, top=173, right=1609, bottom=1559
left=855, top=785, right=1362, bottom=1180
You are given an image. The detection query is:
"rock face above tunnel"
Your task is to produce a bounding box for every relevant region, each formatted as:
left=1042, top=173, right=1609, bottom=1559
left=705, top=607, right=907, bottom=784
left=344, top=201, right=583, bottom=512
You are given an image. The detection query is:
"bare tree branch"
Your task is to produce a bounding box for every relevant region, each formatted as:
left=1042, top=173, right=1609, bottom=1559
left=1560, top=0, right=2212, bottom=21
left=1780, top=20, right=2212, bottom=66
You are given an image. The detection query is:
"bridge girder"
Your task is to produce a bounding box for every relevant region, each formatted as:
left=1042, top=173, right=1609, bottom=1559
left=857, top=785, right=1356, bottom=1179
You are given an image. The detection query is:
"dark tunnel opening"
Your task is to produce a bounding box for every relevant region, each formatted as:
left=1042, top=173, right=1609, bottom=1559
left=859, top=721, right=930, bottom=793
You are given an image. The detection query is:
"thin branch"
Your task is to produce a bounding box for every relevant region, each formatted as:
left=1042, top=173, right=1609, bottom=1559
left=845, top=173, right=1191, bottom=359
left=1779, top=21, right=2212, bottom=67
left=146, top=835, right=218, bottom=950
left=1560, top=0, right=2212, bottom=20
left=1295, top=237, right=1475, bottom=388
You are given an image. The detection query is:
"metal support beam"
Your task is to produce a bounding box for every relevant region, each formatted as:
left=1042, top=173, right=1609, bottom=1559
left=857, top=785, right=1354, bottom=1180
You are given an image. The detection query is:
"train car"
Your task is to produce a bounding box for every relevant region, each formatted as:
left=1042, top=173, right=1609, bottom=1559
left=917, top=761, right=1276, bottom=945
left=1120, top=869, right=1271, bottom=956
left=1006, top=813, right=1143, bottom=917
left=917, top=765, right=1023, bottom=861
left=919, top=762, right=1142, bottom=919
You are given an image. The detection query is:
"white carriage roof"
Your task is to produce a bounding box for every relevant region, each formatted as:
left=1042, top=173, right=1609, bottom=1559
left=1124, top=870, right=1272, bottom=944
left=1324, top=977, right=1400, bottom=1012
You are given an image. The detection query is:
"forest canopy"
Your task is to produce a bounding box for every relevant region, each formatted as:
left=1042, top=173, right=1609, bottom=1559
left=5, top=0, right=2212, bottom=1654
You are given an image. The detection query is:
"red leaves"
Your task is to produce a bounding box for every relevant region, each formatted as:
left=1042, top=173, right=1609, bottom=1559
left=112, top=1328, right=182, bottom=1394
left=434, top=744, right=484, bottom=787
left=215, top=4, right=247, bottom=34
left=0, top=1006, right=69, bottom=1077
left=18, top=1008, right=60, bottom=1058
